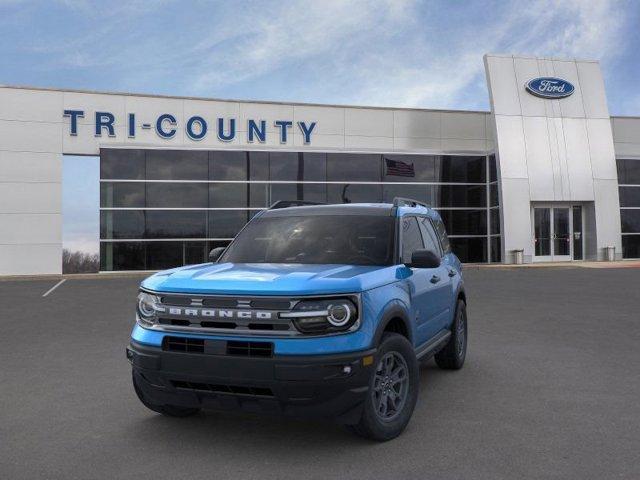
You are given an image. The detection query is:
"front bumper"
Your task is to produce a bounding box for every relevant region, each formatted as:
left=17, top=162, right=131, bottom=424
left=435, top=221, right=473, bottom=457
left=127, top=341, right=376, bottom=424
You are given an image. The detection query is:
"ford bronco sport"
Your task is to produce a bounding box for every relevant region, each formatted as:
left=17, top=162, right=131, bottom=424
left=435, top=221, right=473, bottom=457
left=127, top=198, right=467, bottom=441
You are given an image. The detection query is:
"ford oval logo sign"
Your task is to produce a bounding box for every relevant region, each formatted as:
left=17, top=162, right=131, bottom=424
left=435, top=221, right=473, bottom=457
left=526, top=77, right=575, bottom=99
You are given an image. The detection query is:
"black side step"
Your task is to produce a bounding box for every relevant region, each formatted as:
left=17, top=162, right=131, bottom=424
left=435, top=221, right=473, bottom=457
left=415, top=330, right=451, bottom=360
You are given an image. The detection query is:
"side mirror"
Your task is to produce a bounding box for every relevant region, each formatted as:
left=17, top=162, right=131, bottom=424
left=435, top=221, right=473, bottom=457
left=406, top=249, right=441, bottom=269
left=208, top=247, right=226, bottom=262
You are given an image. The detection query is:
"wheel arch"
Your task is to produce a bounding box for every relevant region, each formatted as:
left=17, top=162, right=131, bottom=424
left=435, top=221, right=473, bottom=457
left=372, top=305, right=413, bottom=347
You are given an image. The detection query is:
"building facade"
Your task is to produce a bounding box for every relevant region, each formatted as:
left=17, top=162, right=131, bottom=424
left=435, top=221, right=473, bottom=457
left=1, top=53, right=639, bottom=275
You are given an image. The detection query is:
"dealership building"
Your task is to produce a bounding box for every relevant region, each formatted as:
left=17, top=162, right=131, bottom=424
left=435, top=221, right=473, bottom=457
left=1, top=53, right=640, bottom=275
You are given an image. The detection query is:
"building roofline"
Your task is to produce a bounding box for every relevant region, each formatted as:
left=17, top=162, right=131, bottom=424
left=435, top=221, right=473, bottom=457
left=0, top=83, right=490, bottom=115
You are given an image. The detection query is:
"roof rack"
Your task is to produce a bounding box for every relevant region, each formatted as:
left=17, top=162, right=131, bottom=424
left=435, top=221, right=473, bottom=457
left=268, top=200, right=325, bottom=210
left=392, top=197, right=430, bottom=209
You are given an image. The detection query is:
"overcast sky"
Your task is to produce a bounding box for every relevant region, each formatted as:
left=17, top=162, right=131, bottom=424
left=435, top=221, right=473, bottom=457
left=2, top=0, right=638, bottom=253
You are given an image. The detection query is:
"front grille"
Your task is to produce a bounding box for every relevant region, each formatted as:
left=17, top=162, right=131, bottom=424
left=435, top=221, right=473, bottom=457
left=171, top=380, right=274, bottom=397
left=162, top=336, right=204, bottom=353
left=226, top=341, right=273, bottom=357
left=162, top=336, right=274, bottom=357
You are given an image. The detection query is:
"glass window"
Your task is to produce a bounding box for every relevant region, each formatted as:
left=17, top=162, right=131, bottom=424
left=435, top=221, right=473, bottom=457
left=100, top=211, right=145, bottom=239
left=382, top=184, right=430, bottom=205
left=146, top=183, right=208, bottom=208
left=270, top=183, right=300, bottom=203
left=418, top=217, right=442, bottom=256
left=146, top=242, right=184, bottom=270
left=209, top=210, right=248, bottom=238
left=327, top=154, right=381, bottom=182
left=220, top=215, right=395, bottom=266
left=438, top=210, right=487, bottom=236
left=185, top=242, right=207, bottom=265
left=490, top=237, right=501, bottom=263
left=621, top=210, right=640, bottom=233
left=100, top=242, right=146, bottom=270
left=100, top=149, right=145, bottom=180
left=617, top=159, right=640, bottom=185
left=490, top=183, right=499, bottom=206
left=327, top=184, right=382, bottom=204
left=434, top=185, right=486, bottom=208
left=210, top=151, right=247, bottom=180
left=622, top=235, right=640, bottom=259
left=210, top=183, right=248, bottom=208
left=401, top=216, right=423, bottom=264
left=489, top=154, right=497, bottom=182
left=249, top=152, right=269, bottom=180
left=269, top=152, right=300, bottom=181
left=145, top=211, right=206, bottom=238
left=449, top=237, right=487, bottom=263
left=301, top=153, right=327, bottom=181
left=436, top=155, right=485, bottom=183
left=382, top=155, right=436, bottom=182
left=250, top=183, right=269, bottom=208
left=146, top=150, right=208, bottom=180
left=619, top=186, right=640, bottom=207
left=432, top=217, right=451, bottom=254
left=490, top=209, right=501, bottom=234
left=100, top=182, right=145, bottom=208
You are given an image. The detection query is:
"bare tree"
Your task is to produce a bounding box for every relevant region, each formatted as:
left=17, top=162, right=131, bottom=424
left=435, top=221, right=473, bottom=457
left=62, top=249, right=99, bottom=274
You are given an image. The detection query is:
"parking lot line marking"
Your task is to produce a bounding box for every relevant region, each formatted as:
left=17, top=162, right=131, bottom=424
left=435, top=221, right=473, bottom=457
left=42, top=279, right=66, bottom=297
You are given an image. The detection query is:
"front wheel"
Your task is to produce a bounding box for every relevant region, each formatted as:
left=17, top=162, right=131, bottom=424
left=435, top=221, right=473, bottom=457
left=349, top=333, right=419, bottom=441
left=434, top=299, right=467, bottom=370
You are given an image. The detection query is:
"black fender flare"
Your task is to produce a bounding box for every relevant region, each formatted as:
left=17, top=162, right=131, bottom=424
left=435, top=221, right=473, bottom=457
left=371, top=303, right=413, bottom=347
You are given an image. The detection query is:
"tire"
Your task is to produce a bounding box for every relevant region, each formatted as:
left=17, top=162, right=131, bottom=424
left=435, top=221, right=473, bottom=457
left=434, top=299, right=467, bottom=370
left=349, top=333, right=419, bottom=441
left=132, top=371, right=200, bottom=418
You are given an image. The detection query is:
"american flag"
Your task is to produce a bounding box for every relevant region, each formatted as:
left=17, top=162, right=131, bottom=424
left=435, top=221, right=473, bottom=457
left=385, top=157, right=415, bottom=177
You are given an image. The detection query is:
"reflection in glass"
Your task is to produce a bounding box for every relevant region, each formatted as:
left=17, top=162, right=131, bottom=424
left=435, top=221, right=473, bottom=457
left=534, top=208, right=551, bottom=256
left=327, top=184, right=382, bottom=204
left=145, top=211, right=206, bottom=238
left=622, top=235, right=640, bottom=258
left=618, top=186, right=640, bottom=207
left=434, top=185, right=486, bottom=208
left=209, top=210, right=249, bottom=238
left=436, top=156, right=485, bottom=183
left=100, top=242, right=145, bottom=270
left=438, top=210, right=487, bottom=236
left=553, top=208, right=570, bottom=256
left=617, top=158, right=640, bottom=185
left=210, top=151, right=247, bottom=180
left=327, top=154, right=381, bottom=182
left=572, top=206, right=583, bottom=260
left=146, top=242, right=183, bottom=270
left=490, top=237, right=501, bottom=263
left=449, top=237, right=487, bottom=263
left=100, top=182, right=145, bottom=208
left=100, top=211, right=145, bottom=239
left=621, top=210, right=640, bottom=233
left=100, top=149, right=145, bottom=179
left=146, top=150, right=208, bottom=180
left=210, top=183, right=248, bottom=208
left=146, top=183, right=208, bottom=208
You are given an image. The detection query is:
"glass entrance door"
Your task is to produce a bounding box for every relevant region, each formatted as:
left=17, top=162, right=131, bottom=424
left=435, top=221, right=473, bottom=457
left=533, top=205, right=582, bottom=262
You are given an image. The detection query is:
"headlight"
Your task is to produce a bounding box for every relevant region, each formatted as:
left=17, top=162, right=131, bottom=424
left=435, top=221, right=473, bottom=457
left=281, top=297, right=359, bottom=334
left=136, top=291, right=161, bottom=326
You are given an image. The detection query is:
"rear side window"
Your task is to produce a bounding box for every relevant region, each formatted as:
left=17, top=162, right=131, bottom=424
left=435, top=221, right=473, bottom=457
left=401, top=217, right=423, bottom=264
left=433, top=217, right=451, bottom=254
left=418, top=217, right=442, bottom=257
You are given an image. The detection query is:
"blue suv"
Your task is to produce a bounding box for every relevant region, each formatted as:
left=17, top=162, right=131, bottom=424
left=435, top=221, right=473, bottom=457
left=127, top=198, right=467, bottom=441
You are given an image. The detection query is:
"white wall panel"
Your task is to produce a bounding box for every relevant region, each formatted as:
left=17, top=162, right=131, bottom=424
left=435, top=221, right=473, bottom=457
left=393, top=137, right=441, bottom=151
left=344, top=135, right=394, bottom=150
left=552, top=60, right=585, bottom=119
left=513, top=57, right=546, bottom=117
left=484, top=55, right=520, bottom=115
left=0, top=151, right=61, bottom=182
left=0, top=182, right=61, bottom=214
left=239, top=103, right=294, bottom=133
left=0, top=244, right=61, bottom=275
left=0, top=87, right=63, bottom=123
left=344, top=108, right=393, bottom=138
left=0, top=120, right=62, bottom=153
left=576, top=62, right=610, bottom=119
left=441, top=112, right=486, bottom=139
left=522, top=116, right=554, bottom=200
left=587, top=118, right=618, bottom=179
left=593, top=179, right=622, bottom=259
left=0, top=214, right=61, bottom=244
left=393, top=110, right=440, bottom=139
left=562, top=118, right=594, bottom=200
left=64, top=123, right=127, bottom=155
left=494, top=115, right=528, bottom=178
left=292, top=132, right=344, bottom=149
left=440, top=138, right=487, bottom=152
left=500, top=178, right=534, bottom=260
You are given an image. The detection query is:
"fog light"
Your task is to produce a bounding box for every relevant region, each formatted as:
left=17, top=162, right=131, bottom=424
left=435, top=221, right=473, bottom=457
left=362, top=355, right=374, bottom=366
left=342, top=365, right=352, bottom=374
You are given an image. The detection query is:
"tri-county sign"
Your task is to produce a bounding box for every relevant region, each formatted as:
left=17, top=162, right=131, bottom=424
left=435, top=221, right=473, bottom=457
left=525, top=77, right=575, bottom=99
left=62, top=110, right=317, bottom=144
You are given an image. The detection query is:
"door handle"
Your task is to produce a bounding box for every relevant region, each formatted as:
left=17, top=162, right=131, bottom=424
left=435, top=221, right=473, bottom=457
left=448, top=269, right=457, bottom=277
left=430, top=275, right=441, bottom=284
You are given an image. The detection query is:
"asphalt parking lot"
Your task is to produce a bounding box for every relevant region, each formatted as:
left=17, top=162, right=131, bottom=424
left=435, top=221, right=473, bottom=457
left=1, top=267, right=639, bottom=480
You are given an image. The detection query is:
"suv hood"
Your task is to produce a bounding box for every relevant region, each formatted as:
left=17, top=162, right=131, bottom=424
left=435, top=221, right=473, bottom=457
left=141, top=262, right=399, bottom=296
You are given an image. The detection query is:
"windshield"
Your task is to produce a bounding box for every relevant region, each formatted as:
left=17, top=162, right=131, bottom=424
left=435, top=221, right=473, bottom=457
left=220, top=215, right=396, bottom=266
